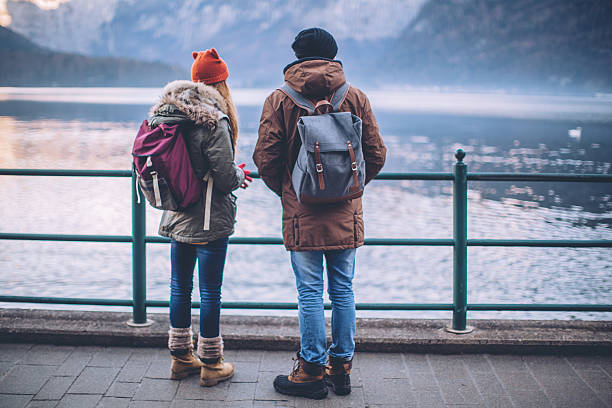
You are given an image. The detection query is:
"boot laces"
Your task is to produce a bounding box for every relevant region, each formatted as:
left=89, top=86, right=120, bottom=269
left=290, top=355, right=301, bottom=377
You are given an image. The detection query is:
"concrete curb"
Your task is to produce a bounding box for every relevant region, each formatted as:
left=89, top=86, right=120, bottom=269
left=1, top=308, right=611, bottom=354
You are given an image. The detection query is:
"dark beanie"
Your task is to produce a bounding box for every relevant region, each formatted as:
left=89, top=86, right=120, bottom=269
left=291, top=27, right=338, bottom=59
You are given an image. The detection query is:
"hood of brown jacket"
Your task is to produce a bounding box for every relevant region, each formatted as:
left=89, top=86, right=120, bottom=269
left=284, top=59, right=346, bottom=97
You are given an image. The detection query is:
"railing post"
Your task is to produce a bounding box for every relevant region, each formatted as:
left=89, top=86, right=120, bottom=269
left=447, top=149, right=474, bottom=334
left=128, top=169, right=153, bottom=327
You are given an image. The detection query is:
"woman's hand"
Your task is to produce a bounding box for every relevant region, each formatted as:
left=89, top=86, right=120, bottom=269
left=238, top=163, right=253, bottom=189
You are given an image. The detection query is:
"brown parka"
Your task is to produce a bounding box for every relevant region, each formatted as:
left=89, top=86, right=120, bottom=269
left=253, top=59, right=386, bottom=251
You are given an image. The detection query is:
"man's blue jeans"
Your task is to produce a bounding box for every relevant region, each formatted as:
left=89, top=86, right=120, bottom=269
left=291, top=248, right=357, bottom=366
left=169, top=238, right=228, bottom=338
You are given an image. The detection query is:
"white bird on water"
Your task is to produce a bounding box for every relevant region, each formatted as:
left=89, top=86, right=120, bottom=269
left=568, top=126, right=582, bottom=141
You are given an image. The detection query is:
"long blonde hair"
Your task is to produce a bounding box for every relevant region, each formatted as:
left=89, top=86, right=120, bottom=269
left=212, top=80, right=239, bottom=151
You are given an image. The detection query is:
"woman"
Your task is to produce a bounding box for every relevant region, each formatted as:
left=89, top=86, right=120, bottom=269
left=147, top=48, right=251, bottom=386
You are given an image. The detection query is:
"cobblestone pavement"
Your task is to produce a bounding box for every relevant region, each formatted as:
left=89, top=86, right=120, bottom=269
left=0, top=343, right=611, bottom=407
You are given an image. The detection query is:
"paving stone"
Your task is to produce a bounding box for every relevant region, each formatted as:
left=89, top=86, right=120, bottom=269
left=0, top=365, right=57, bottom=394
left=128, top=402, right=171, bottom=408
left=67, top=367, right=119, bottom=394
left=402, top=353, right=431, bottom=373
left=125, top=348, right=157, bottom=364
left=480, top=395, right=515, bottom=408
left=468, top=372, right=507, bottom=397
left=0, top=344, right=32, bottom=363
left=436, top=376, right=484, bottom=406
left=97, top=397, right=130, bottom=408
left=133, top=378, right=179, bottom=401
left=105, top=382, right=138, bottom=398
left=145, top=358, right=171, bottom=379
left=507, top=390, right=552, bottom=408
left=26, top=401, right=59, bottom=408
left=523, top=355, right=575, bottom=377
left=197, top=401, right=255, bottom=408
left=362, top=377, right=415, bottom=406
left=565, top=355, right=603, bottom=371
left=20, top=346, right=73, bottom=366
left=293, top=397, right=326, bottom=408
left=494, top=370, right=541, bottom=391
left=0, top=394, right=32, bottom=408
left=412, top=390, right=446, bottom=408
left=259, top=352, right=294, bottom=373
left=227, top=382, right=256, bottom=401
left=174, top=374, right=229, bottom=400
left=597, top=356, right=612, bottom=377
left=170, top=401, right=197, bottom=408
left=536, top=372, right=606, bottom=408
left=357, top=353, right=407, bottom=379
left=426, top=354, right=465, bottom=372
left=0, top=361, right=14, bottom=377
left=56, top=394, right=101, bottom=408
left=408, top=370, right=445, bottom=407
left=575, top=368, right=612, bottom=404
left=254, top=371, right=294, bottom=402
left=487, top=355, right=527, bottom=372
left=34, top=376, right=75, bottom=400
left=460, top=354, right=493, bottom=373
left=116, top=360, right=150, bottom=383
left=231, top=362, right=261, bottom=383
left=88, top=348, right=132, bottom=368
left=231, top=350, right=263, bottom=363
left=55, top=351, right=94, bottom=377
left=252, top=401, right=295, bottom=408
left=325, top=386, right=366, bottom=408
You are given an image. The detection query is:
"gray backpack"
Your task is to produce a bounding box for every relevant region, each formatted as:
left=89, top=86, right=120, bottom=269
left=280, top=82, right=365, bottom=204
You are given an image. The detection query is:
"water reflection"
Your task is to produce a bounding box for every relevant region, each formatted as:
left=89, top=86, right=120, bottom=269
left=0, top=92, right=610, bottom=320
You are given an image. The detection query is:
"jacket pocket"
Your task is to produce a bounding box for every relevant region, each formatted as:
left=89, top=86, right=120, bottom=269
left=293, top=216, right=300, bottom=247
left=353, top=210, right=364, bottom=244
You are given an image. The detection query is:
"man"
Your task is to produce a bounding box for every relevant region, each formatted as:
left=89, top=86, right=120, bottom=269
left=253, top=27, right=386, bottom=400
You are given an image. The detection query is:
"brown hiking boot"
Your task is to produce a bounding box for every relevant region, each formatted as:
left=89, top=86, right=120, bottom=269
left=170, top=350, right=204, bottom=380
left=200, top=357, right=235, bottom=387
left=325, top=356, right=352, bottom=395
left=273, top=352, right=328, bottom=399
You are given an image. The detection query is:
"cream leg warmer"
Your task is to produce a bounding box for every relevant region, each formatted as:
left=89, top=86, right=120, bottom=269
left=197, top=335, right=224, bottom=360
left=168, top=327, right=194, bottom=351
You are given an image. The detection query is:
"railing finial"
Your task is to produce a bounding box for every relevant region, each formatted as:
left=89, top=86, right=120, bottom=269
left=455, top=149, right=466, bottom=162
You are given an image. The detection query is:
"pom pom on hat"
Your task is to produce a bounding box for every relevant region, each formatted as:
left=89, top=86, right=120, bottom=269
left=291, top=27, right=338, bottom=59
left=191, top=48, right=229, bottom=84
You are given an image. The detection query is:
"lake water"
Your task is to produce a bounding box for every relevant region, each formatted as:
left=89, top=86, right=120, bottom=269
left=0, top=87, right=611, bottom=320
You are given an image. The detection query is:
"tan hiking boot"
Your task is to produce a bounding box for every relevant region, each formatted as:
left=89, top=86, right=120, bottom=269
left=170, top=350, right=204, bottom=379
left=200, top=357, right=235, bottom=386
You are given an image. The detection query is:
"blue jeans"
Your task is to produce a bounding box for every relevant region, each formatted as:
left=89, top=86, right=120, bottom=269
left=169, top=238, right=228, bottom=338
left=291, top=248, right=357, bottom=366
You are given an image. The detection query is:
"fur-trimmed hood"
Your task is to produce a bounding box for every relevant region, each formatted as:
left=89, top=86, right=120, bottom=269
left=149, top=80, right=228, bottom=129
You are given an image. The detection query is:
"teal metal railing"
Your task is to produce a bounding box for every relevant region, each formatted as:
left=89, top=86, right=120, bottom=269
left=1, top=149, right=611, bottom=331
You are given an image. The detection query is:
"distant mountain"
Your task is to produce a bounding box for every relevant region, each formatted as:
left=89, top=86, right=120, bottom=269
left=381, top=0, right=612, bottom=92
left=0, top=26, right=187, bottom=86
left=3, top=0, right=612, bottom=92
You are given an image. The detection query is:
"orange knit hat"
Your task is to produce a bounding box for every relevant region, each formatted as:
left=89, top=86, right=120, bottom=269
left=191, top=48, right=229, bottom=84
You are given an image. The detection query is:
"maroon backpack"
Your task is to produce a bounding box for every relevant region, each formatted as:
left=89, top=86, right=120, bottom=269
left=132, top=120, right=202, bottom=210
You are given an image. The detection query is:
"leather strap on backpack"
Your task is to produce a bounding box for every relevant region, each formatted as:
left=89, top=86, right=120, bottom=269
left=347, top=141, right=360, bottom=192
left=314, top=141, right=325, bottom=191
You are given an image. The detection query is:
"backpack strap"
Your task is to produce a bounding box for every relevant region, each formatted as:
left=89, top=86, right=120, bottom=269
left=330, top=82, right=350, bottom=111
left=279, top=83, right=316, bottom=115
left=279, top=82, right=351, bottom=114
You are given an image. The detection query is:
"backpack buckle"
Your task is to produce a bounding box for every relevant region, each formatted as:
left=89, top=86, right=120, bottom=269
left=316, top=164, right=324, bottom=173
left=351, top=161, right=358, bottom=171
